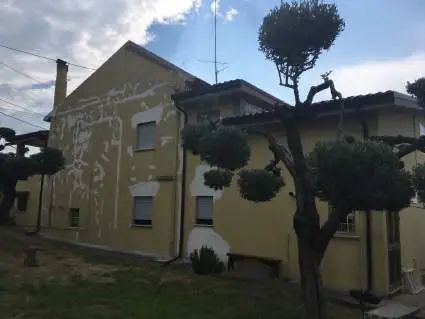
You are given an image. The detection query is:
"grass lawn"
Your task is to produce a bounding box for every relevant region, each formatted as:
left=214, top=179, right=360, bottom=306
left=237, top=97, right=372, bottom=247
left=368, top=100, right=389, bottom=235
left=0, top=229, right=360, bottom=318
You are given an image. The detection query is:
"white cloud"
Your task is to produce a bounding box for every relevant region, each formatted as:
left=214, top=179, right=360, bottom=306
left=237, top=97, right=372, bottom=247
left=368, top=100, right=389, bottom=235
left=210, top=0, right=220, bottom=14
left=331, top=53, right=425, bottom=97
left=0, top=0, right=202, bottom=134
left=224, top=7, right=238, bottom=21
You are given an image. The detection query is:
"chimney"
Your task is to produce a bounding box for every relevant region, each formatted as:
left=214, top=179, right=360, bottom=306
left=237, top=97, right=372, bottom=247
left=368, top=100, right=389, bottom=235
left=54, top=59, right=68, bottom=107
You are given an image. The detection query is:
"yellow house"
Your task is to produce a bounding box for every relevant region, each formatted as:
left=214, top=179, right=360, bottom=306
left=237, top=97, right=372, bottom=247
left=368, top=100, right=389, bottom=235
left=12, top=41, right=425, bottom=296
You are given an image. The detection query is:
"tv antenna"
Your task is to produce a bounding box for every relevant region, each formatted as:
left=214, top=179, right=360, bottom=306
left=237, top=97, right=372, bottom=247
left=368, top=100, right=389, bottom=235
left=199, top=0, right=229, bottom=84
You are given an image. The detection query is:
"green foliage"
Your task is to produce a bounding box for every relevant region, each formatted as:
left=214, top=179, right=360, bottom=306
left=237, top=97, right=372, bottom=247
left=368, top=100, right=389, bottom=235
left=413, top=164, right=425, bottom=203
left=0, top=127, right=16, bottom=140
left=183, top=125, right=250, bottom=171
left=30, top=147, right=65, bottom=175
left=238, top=169, right=284, bottom=202
left=259, top=0, right=345, bottom=80
left=190, top=246, right=224, bottom=275
left=308, top=141, right=414, bottom=212
left=204, top=169, right=233, bottom=190
left=182, top=124, right=210, bottom=155
left=407, top=78, right=425, bottom=108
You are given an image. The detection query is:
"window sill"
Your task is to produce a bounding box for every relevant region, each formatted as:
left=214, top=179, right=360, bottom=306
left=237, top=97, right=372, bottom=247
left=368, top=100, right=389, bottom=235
left=131, top=224, right=153, bottom=228
left=66, top=226, right=83, bottom=230
left=334, top=233, right=359, bottom=240
left=194, top=224, right=214, bottom=228
left=135, top=147, right=155, bottom=153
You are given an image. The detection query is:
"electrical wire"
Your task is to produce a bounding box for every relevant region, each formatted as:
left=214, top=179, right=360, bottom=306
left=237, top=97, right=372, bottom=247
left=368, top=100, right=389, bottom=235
left=0, top=61, right=43, bottom=84
left=0, top=97, right=46, bottom=117
left=0, top=108, right=47, bottom=130
left=0, top=43, right=96, bottom=71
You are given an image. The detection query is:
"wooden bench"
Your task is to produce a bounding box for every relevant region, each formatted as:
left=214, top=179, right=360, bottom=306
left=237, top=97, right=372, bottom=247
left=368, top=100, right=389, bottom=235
left=226, top=253, right=281, bottom=277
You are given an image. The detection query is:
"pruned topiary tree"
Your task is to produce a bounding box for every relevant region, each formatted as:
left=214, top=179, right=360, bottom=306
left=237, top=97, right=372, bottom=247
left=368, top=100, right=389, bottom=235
left=182, top=1, right=425, bottom=318
left=0, top=128, right=64, bottom=222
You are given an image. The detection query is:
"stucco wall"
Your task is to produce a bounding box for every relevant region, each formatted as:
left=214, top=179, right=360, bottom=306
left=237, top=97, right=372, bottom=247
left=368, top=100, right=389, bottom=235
left=21, top=43, right=190, bottom=258
left=183, top=109, right=390, bottom=293
left=379, top=109, right=425, bottom=278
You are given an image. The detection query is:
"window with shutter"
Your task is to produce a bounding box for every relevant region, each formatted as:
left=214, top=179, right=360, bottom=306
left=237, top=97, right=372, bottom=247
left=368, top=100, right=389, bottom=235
left=16, top=192, right=29, bottom=212
left=133, top=196, right=153, bottom=226
left=69, top=208, right=80, bottom=227
left=196, top=196, right=213, bottom=225
left=136, top=122, right=156, bottom=150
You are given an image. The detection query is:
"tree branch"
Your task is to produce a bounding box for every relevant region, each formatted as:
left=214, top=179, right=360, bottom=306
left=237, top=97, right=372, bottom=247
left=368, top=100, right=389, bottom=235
left=316, top=206, right=351, bottom=262
left=370, top=135, right=425, bottom=158
left=262, top=130, right=296, bottom=179
left=304, top=77, right=342, bottom=106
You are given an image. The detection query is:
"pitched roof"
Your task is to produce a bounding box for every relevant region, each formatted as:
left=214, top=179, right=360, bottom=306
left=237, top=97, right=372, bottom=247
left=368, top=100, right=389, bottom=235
left=45, top=41, right=208, bottom=122
left=172, top=79, right=285, bottom=107
left=223, top=91, right=420, bottom=126
left=6, top=130, right=49, bottom=147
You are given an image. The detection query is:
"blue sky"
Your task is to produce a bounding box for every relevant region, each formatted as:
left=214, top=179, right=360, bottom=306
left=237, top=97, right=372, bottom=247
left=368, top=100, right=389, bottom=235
left=146, top=0, right=425, bottom=103
left=1, top=0, right=425, bottom=133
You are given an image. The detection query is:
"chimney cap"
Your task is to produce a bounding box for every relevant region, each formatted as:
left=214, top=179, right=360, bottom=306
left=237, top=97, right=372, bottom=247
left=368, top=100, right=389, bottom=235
left=56, top=59, right=68, bottom=67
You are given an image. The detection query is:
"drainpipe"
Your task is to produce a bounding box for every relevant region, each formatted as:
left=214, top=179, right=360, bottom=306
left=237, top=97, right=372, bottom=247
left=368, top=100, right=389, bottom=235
left=34, top=138, right=48, bottom=234
left=163, top=97, right=188, bottom=265
left=362, top=120, right=373, bottom=291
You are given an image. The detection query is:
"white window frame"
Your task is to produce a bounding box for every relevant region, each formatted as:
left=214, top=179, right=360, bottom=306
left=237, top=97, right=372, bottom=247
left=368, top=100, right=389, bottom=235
left=133, top=196, right=153, bottom=226
left=136, top=122, right=156, bottom=151
left=196, top=196, right=213, bottom=226
left=328, top=205, right=356, bottom=234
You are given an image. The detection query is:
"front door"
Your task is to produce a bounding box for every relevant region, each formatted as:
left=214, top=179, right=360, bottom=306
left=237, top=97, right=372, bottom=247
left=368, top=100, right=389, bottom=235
left=387, top=211, right=402, bottom=292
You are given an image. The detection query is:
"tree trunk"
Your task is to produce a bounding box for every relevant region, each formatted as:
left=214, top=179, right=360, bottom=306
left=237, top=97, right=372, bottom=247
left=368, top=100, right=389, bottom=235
left=283, top=118, right=326, bottom=318
left=298, top=233, right=326, bottom=319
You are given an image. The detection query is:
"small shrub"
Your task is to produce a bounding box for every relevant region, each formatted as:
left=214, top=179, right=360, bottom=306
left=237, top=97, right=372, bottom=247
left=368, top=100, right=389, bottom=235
left=190, top=246, right=224, bottom=275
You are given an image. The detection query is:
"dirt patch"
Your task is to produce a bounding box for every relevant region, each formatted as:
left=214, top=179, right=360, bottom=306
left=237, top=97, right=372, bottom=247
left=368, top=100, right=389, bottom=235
left=0, top=232, right=122, bottom=285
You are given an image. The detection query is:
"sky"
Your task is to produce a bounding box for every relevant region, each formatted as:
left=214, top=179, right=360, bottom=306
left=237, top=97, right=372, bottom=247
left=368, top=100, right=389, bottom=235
left=0, top=0, right=425, bottom=135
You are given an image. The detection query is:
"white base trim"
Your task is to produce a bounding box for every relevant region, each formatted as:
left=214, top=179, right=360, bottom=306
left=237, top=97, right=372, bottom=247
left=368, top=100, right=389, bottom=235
left=39, top=233, right=171, bottom=261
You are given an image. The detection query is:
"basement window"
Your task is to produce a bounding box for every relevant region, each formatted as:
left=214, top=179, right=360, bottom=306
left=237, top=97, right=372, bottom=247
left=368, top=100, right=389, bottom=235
left=133, top=196, right=153, bottom=226
left=69, top=208, right=80, bottom=228
left=15, top=192, right=29, bottom=212
left=196, top=196, right=213, bottom=226
left=136, top=122, right=156, bottom=150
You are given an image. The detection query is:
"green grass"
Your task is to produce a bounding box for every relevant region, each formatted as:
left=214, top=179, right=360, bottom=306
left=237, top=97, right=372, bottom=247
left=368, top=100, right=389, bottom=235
left=0, top=231, right=360, bottom=319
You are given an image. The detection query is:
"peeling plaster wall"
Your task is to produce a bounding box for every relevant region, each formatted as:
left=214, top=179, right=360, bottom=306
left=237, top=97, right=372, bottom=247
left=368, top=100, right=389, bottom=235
left=183, top=110, right=394, bottom=293
left=18, top=43, right=191, bottom=257
left=187, top=227, right=230, bottom=262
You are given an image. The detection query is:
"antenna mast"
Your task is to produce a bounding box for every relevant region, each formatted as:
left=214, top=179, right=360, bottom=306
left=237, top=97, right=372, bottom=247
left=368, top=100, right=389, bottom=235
left=214, top=0, right=218, bottom=84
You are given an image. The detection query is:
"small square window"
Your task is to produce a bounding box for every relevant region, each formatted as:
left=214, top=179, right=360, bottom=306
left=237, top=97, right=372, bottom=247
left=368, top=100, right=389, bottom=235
left=137, top=122, right=156, bottom=150
left=133, top=196, right=153, bottom=226
left=69, top=208, right=80, bottom=228
left=196, top=196, right=213, bottom=225
left=328, top=205, right=356, bottom=234
left=16, top=192, right=29, bottom=212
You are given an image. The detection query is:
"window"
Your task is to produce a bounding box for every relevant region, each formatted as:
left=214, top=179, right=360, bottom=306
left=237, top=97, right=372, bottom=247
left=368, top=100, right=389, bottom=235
left=133, top=196, right=153, bottom=226
left=197, top=110, right=220, bottom=124
left=136, top=122, right=156, bottom=150
left=16, top=192, right=29, bottom=212
left=328, top=205, right=356, bottom=234
left=69, top=208, right=80, bottom=227
left=196, top=196, right=213, bottom=225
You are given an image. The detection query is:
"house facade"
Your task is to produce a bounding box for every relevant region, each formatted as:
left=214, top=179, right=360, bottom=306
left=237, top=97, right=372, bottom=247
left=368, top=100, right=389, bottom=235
left=12, top=41, right=425, bottom=296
